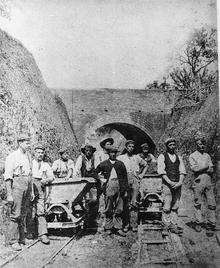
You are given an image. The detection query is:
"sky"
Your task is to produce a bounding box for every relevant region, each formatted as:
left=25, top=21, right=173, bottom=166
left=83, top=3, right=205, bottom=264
left=0, top=0, right=217, bottom=89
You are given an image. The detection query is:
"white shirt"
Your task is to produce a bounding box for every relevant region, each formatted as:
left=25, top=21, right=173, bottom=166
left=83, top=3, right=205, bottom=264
left=117, top=153, right=147, bottom=174
left=52, top=159, right=75, bottom=178
left=4, top=148, right=31, bottom=180
left=94, top=150, right=109, bottom=168
left=157, top=153, right=186, bottom=175
left=32, top=159, right=54, bottom=181
left=109, top=160, right=117, bottom=179
left=189, top=150, right=213, bottom=173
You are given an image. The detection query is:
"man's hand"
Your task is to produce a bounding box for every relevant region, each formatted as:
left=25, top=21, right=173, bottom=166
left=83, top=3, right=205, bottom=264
left=173, top=181, right=182, bottom=189
left=168, top=180, right=176, bottom=188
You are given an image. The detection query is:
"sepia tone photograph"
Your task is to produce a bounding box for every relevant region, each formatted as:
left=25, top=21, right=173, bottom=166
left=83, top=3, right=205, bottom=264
left=0, top=0, right=219, bottom=267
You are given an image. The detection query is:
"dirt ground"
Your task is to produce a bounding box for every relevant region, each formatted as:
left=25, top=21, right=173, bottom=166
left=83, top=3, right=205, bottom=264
left=0, top=189, right=220, bottom=268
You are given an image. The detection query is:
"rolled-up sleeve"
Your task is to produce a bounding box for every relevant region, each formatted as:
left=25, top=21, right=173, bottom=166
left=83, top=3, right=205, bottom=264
left=179, top=156, right=186, bottom=175
left=45, top=164, right=55, bottom=182
left=52, top=160, right=58, bottom=172
left=4, top=155, right=14, bottom=181
left=157, top=154, right=166, bottom=175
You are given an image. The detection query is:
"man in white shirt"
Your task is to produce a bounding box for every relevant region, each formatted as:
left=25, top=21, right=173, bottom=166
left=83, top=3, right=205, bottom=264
left=30, top=143, right=54, bottom=244
left=157, top=138, right=186, bottom=233
left=189, top=136, right=216, bottom=233
left=4, top=134, right=32, bottom=251
left=117, top=140, right=148, bottom=232
left=94, top=138, right=114, bottom=168
left=52, top=148, right=75, bottom=180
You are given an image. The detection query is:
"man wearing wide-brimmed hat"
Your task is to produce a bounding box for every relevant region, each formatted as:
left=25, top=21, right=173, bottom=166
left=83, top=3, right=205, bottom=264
left=94, top=137, right=114, bottom=168
left=189, top=134, right=216, bottom=234
left=29, top=143, right=54, bottom=244
left=75, top=144, right=99, bottom=229
left=117, top=140, right=148, bottom=232
left=96, top=146, right=128, bottom=236
left=52, top=147, right=75, bottom=180
left=157, top=137, right=186, bottom=234
left=4, top=134, right=32, bottom=251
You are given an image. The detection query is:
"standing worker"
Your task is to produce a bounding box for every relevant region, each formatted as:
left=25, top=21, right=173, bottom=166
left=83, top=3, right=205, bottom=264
left=52, top=148, right=75, bottom=180
left=96, top=146, right=128, bottom=236
left=117, top=140, right=148, bottom=232
left=75, top=144, right=99, bottom=229
left=189, top=136, right=216, bottom=234
left=94, top=138, right=114, bottom=168
left=139, top=142, right=157, bottom=174
left=157, top=138, right=186, bottom=233
left=4, top=134, right=32, bottom=251
left=31, top=143, right=54, bottom=244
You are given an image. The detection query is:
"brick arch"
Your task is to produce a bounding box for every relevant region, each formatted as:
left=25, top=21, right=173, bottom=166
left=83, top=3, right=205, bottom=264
left=84, top=114, right=156, bottom=153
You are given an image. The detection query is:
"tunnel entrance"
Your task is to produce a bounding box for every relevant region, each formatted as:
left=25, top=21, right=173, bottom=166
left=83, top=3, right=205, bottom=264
left=87, top=122, right=155, bottom=154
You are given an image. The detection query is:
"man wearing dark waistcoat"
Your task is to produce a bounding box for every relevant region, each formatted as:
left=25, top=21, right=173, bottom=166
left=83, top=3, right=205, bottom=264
left=96, top=146, right=128, bottom=236
left=157, top=138, right=186, bottom=232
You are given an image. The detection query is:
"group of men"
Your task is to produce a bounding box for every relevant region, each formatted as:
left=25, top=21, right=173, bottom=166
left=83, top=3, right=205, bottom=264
left=3, top=133, right=217, bottom=251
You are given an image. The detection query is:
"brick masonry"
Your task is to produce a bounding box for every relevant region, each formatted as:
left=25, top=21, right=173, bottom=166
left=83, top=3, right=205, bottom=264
left=51, top=88, right=177, bottom=152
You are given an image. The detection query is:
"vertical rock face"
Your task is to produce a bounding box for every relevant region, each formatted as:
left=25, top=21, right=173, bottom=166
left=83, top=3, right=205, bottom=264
left=0, top=29, right=78, bottom=162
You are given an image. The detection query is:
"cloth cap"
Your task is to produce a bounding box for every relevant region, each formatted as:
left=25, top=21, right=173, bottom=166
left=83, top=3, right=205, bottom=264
left=125, top=140, right=135, bottom=147
left=107, top=146, right=119, bottom=153
left=141, top=143, right=149, bottom=149
left=17, top=134, right=30, bottom=142
left=164, top=137, right=176, bottom=146
left=100, top=138, right=114, bottom=149
left=34, top=143, right=45, bottom=151
left=81, top=144, right=96, bottom=154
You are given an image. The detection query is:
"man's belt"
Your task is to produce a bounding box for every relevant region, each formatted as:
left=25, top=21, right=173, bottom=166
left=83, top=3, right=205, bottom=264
left=13, top=175, right=29, bottom=178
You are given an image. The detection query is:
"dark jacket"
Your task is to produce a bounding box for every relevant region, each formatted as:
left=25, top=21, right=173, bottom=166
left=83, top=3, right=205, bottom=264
left=95, top=159, right=128, bottom=194
left=164, top=152, right=180, bottom=182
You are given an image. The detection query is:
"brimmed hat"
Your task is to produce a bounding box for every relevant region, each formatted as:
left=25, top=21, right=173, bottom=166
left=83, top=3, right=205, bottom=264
left=100, top=138, right=114, bottom=149
left=81, top=144, right=96, bottom=154
left=34, top=143, right=45, bottom=151
left=107, top=146, right=119, bottom=153
left=141, top=143, right=149, bottom=149
left=17, top=134, right=30, bottom=142
left=125, top=140, right=135, bottom=147
left=164, top=138, right=176, bottom=146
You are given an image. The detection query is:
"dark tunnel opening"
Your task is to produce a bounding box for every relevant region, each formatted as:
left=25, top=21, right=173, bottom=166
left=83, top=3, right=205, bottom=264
left=97, top=122, right=155, bottom=154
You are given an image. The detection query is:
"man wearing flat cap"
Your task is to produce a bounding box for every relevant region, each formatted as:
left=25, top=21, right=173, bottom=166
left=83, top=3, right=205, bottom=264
left=94, top=138, right=114, bottom=168
left=139, top=143, right=157, bottom=175
left=157, top=138, right=186, bottom=233
left=52, top=147, right=75, bottom=180
left=117, top=140, right=148, bottom=232
left=189, top=134, right=216, bottom=234
left=96, top=146, right=128, bottom=236
left=4, top=134, right=32, bottom=251
left=28, top=143, right=54, bottom=244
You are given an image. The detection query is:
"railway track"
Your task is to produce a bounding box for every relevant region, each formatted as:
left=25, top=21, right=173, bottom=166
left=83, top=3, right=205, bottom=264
left=135, top=220, right=189, bottom=268
left=0, top=228, right=83, bottom=268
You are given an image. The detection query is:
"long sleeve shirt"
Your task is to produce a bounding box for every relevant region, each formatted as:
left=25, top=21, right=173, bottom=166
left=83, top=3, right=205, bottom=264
left=96, top=159, right=128, bottom=193
left=4, top=148, right=31, bottom=181
left=32, top=159, right=54, bottom=182
left=189, top=150, right=213, bottom=174
left=157, top=153, right=186, bottom=176
left=117, top=153, right=147, bottom=174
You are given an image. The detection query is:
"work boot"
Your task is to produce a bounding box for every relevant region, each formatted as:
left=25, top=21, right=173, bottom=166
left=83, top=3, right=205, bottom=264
left=116, top=230, right=126, bottom=237
left=40, top=235, right=50, bottom=245
left=11, top=242, right=22, bottom=251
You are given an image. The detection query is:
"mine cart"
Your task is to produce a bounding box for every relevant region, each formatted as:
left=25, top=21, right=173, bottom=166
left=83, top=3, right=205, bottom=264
left=45, top=177, right=96, bottom=229
left=138, top=174, right=163, bottom=222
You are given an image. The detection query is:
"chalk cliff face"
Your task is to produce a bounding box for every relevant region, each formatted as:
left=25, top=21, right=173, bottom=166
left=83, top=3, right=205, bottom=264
left=0, top=29, right=78, bottom=162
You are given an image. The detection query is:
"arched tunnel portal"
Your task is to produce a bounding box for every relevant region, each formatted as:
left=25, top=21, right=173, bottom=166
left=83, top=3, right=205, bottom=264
left=85, top=120, right=156, bottom=154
